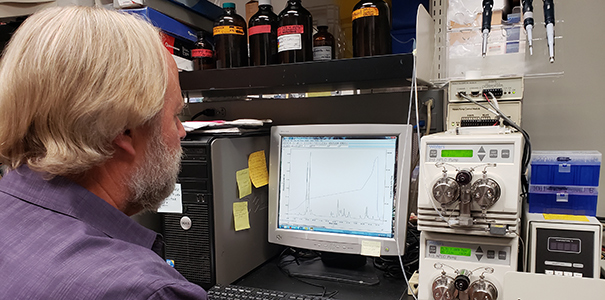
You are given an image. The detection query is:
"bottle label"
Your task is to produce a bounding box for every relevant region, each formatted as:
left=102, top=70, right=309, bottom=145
left=192, top=49, right=213, bottom=58
left=213, top=25, right=245, bottom=36
left=249, top=25, right=272, bottom=36
left=352, top=7, right=379, bottom=21
left=277, top=25, right=304, bottom=36
left=313, top=46, right=332, bottom=61
left=278, top=34, right=302, bottom=52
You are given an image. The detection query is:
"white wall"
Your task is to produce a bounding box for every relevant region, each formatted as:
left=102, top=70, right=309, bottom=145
left=521, top=0, right=605, bottom=216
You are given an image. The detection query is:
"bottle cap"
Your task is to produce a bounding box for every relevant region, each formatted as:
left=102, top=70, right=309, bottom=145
left=258, top=0, right=271, bottom=6
left=223, top=2, right=236, bottom=9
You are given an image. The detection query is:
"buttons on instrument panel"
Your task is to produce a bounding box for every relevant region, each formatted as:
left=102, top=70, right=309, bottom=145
left=428, top=145, right=513, bottom=161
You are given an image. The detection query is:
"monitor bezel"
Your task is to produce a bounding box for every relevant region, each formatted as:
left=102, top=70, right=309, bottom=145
left=268, top=124, right=413, bottom=256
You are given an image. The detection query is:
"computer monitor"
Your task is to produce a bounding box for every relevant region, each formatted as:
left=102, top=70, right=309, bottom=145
left=268, top=124, right=413, bottom=260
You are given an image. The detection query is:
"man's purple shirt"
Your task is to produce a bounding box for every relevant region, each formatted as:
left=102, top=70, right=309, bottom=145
left=0, top=165, right=207, bottom=300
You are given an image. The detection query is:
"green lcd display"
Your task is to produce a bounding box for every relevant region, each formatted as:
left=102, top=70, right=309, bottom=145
left=441, top=149, right=473, bottom=158
left=440, top=246, right=472, bottom=256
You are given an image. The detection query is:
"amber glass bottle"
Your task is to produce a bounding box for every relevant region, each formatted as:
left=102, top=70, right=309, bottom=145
left=213, top=2, right=248, bottom=68
left=192, top=31, right=215, bottom=70
left=277, top=0, right=313, bottom=63
left=352, top=0, right=391, bottom=57
left=249, top=0, right=278, bottom=65
left=313, top=24, right=335, bottom=61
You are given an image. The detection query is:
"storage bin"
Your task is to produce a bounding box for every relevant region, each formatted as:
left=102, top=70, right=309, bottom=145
left=528, top=185, right=598, bottom=216
left=530, top=151, right=601, bottom=186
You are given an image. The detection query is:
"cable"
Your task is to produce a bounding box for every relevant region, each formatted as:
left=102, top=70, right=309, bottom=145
left=396, top=46, right=420, bottom=300
left=456, top=91, right=531, bottom=197
left=485, top=92, right=532, bottom=196
left=413, top=50, right=421, bottom=153
left=190, top=108, right=218, bottom=121
left=378, top=223, right=420, bottom=299
left=457, top=92, right=499, bottom=115
left=276, top=248, right=338, bottom=298
left=516, top=231, right=528, bottom=272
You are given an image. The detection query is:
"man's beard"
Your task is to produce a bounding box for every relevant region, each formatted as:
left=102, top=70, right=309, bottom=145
left=126, top=126, right=182, bottom=213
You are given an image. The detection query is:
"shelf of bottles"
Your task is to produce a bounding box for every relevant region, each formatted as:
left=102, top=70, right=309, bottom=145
left=181, top=0, right=427, bottom=98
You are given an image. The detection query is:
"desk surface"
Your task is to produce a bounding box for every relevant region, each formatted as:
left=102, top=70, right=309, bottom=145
left=233, top=256, right=413, bottom=300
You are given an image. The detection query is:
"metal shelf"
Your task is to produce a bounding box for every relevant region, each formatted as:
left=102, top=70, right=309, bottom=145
left=179, top=53, right=428, bottom=97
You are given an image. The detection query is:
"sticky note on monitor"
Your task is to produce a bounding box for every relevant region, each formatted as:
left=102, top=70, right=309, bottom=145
left=361, top=240, right=382, bottom=257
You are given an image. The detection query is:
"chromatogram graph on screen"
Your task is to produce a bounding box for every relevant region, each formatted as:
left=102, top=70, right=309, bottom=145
left=277, top=137, right=397, bottom=237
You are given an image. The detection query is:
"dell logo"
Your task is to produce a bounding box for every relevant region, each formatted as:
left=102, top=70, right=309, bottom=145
left=180, top=216, right=192, bottom=230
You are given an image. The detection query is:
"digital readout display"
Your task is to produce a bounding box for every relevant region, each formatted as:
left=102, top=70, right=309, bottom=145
left=441, top=149, right=473, bottom=158
left=440, top=246, right=472, bottom=256
left=548, top=238, right=580, bottom=253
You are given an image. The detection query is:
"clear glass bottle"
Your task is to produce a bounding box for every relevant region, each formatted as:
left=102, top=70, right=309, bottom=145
left=249, top=0, right=278, bottom=66
left=192, top=31, right=215, bottom=70
left=352, top=0, right=391, bottom=57
left=313, top=24, right=335, bottom=61
left=277, top=0, right=313, bottom=63
left=213, top=2, right=249, bottom=68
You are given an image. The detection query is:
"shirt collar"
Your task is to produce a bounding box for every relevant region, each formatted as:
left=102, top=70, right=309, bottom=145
left=0, top=165, right=159, bottom=251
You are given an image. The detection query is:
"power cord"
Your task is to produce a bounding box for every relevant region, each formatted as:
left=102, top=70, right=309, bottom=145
left=456, top=91, right=532, bottom=197
left=190, top=108, right=219, bottom=121
left=277, top=248, right=338, bottom=298
left=374, top=222, right=420, bottom=280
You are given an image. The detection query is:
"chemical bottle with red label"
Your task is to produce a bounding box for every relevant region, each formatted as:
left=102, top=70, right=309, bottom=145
left=192, top=31, right=215, bottom=70
left=277, top=0, right=313, bottom=63
left=352, top=0, right=391, bottom=57
left=312, top=19, right=335, bottom=61
left=249, top=0, right=278, bottom=66
left=213, top=2, right=248, bottom=68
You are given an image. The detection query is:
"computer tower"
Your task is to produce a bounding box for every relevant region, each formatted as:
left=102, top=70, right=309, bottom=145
left=162, top=134, right=280, bottom=290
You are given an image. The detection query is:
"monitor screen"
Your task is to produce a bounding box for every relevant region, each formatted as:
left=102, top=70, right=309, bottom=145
left=268, top=124, right=413, bottom=256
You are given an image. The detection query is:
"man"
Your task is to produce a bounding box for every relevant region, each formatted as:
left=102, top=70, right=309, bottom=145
left=0, top=6, right=207, bottom=300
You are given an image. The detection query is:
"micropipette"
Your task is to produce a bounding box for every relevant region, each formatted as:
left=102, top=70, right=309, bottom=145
left=522, top=0, right=534, bottom=55
left=543, top=0, right=555, bottom=63
left=482, top=0, right=494, bottom=57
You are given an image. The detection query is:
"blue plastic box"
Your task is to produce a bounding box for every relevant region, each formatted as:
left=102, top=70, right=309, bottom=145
left=530, top=151, right=601, bottom=186
left=528, top=185, right=598, bottom=216
left=124, top=7, right=198, bottom=43
left=529, top=151, right=601, bottom=216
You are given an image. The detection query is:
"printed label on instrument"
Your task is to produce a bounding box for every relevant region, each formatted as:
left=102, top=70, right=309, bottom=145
left=352, top=7, right=379, bottom=21
left=278, top=34, right=302, bottom=52
left=192, top=49, right=213, bottom=58
left=313, top=46, right=332, bottom=61
left=213, top=25, right=245, bottom=36
left=249, top=25, right=272, bottom=36
left=278, top=25, right=304, bottom=36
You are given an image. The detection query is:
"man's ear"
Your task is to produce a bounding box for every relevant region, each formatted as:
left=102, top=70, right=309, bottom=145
left=113, top=129, right=136, bottom=157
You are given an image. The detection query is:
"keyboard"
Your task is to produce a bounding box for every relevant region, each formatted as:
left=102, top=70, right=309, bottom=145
left=207, top=284, right=334, bottom=300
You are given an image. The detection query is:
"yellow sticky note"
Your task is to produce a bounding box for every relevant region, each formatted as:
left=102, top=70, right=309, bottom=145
left=233, top=201, right=250, bottom=231
left=248, top=150, right=269, bottom=188
left=360, top=240, right=382, bottom=257
left=543, top=214, right=589, bottom=222
left=236, top=168, right=252, bottom=199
